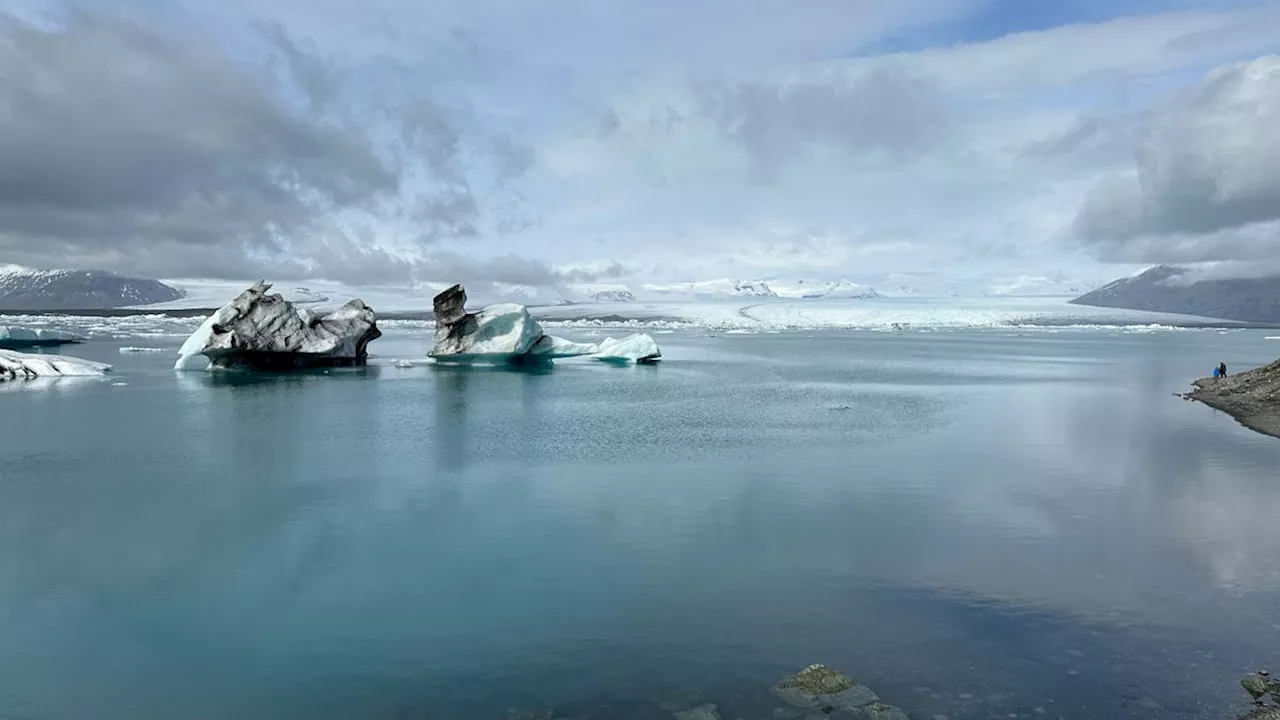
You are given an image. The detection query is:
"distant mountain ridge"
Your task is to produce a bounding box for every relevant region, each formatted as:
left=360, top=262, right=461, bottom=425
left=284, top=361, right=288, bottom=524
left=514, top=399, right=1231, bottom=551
left=1070, top=265, right=1280, bottom=323
left=0, top=268, right=186, bottom=310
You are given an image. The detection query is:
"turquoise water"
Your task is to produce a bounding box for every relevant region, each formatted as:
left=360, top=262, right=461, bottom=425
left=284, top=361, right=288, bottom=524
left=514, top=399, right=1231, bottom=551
left=2, top=329, right=1280, bottom=719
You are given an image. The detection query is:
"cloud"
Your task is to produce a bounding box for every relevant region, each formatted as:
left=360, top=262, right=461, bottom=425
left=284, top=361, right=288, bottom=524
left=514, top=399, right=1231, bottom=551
left=1071, top=55, right=1280, bottom=263
left=0, top=10, right=529, bottom=284
left=694, top=66, right=949, bottom=176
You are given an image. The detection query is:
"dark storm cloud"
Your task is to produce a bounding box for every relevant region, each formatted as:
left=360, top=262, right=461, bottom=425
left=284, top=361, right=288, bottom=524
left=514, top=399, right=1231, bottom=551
left=695, top=65, right=950, bottom=176
left=1072, top=56, right=1280, bottom=263
left=0, top=11, right=530, bottom=283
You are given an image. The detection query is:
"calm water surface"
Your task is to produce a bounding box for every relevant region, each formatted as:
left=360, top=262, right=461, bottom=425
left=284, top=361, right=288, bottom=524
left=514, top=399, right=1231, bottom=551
left=2, top=330, right=1280, bottom=719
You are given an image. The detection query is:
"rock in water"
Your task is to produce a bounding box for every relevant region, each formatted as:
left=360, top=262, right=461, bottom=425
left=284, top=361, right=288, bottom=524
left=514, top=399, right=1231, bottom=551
left=1243, top=673, right=1271, bottom=701
left=772, top=664, right=885, bottom=715
left=174, top=281, right=381, bottom=371
left=0, top=349, right=111, bottom=380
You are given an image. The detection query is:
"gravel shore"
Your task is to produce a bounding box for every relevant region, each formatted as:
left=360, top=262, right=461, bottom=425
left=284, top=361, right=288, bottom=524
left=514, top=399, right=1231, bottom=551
left=1188, top=359, right=1280, bottom=439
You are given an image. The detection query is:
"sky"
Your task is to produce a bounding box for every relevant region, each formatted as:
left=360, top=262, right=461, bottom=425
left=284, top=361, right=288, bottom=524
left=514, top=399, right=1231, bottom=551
left=0, top=0, right=1279, bottom=294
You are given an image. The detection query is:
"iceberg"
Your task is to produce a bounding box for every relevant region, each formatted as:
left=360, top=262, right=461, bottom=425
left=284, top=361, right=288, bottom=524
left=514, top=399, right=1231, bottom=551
left=0, top=326, right=85, bottom=349
left=428, top=284, right=619, bottom=364
left=429, top=301, right=544, bottom=359
left=596, top=334, right=662, bottom=363
left=527, top=335, right=600, bottom=358
left=0, top=349, right=111, bottom=381
left=174, top=281, right=381, bottom=371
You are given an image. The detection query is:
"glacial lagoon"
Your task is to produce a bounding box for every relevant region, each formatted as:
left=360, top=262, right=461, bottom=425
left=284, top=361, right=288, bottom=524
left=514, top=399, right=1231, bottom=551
left=2, top=323, right=1280, bottom=719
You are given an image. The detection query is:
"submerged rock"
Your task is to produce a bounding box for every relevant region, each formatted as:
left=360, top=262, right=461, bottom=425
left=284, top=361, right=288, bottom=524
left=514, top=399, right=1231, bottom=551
left=672, top=703, right=721, bottom=720
left=854, top=702, right=910, bottom=720
left=0, top=349, right=111, bottom=380
left=174, top=281, right=381, bottom=371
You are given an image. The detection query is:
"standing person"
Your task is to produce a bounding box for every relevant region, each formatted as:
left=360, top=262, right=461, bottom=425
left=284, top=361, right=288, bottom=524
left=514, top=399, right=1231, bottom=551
left=1219, top=362, right=1228, bottom=378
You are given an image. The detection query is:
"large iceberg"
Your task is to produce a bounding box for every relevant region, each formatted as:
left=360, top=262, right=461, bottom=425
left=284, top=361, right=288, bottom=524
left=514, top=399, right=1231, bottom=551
left=428, top=285, right=600, bottom=363
left=596, top=334, right=662, bottom=363
left=0, top=349, right=111, bottom=380
left=0, top=326, right=85, bottom=349
left=174, top=281, right=381, bottom=371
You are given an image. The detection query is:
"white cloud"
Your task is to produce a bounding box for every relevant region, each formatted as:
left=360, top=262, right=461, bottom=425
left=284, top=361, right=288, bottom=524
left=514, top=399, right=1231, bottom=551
left=2, top=0, right=1278, bottom=287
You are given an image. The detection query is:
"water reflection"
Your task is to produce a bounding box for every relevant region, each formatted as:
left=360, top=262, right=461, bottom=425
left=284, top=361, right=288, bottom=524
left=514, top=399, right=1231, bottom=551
left=2, top=331, right=1280, bottom=719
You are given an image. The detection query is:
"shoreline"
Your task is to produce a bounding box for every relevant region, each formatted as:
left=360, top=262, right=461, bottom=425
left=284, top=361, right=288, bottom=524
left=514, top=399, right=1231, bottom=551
left=1186, top=360, right=1280, bottom=439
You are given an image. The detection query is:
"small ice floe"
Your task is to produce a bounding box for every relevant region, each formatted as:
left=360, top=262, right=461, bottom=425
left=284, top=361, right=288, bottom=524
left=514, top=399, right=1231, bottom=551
left=0, top=349, right=111, bottom=381
left=119, top=346, right=168, bottom=354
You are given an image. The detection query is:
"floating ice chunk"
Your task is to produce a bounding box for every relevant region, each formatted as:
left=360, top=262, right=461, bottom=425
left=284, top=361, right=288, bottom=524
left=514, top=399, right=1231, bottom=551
left=527, top=335, right=600, bottom=358
left=119, top=346, right=168, bottom=354
left=428, top=285, right=546, bottom=361
left=394, top=359, right=415, bottom=368
left=0, top=326, right=85, bottom=349
left=174, top=312, right=219, bottom=370
left=0, top=349, right=111, bottom=380
left=596, top=334, right=661, bottom=363
left=174, top=281, right=381, bottom=371
left=431, top=302, right=542, bottom=358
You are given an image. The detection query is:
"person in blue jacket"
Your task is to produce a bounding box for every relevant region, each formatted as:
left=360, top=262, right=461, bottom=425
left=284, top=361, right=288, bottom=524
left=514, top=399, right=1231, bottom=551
left=1214, top=366, right=1221, bottom=378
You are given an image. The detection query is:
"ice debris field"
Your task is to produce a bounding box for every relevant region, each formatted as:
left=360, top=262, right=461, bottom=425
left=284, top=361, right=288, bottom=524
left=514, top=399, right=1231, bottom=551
left=0, top=296, right=1253, bottom=343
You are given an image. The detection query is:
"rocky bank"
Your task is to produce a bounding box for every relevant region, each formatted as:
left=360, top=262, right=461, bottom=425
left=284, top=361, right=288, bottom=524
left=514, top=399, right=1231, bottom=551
left=1187, top=359, right=1280, bottom=439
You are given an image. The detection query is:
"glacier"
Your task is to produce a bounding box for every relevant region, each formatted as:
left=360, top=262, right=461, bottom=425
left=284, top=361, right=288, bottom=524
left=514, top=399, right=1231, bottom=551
left=0, top=326, right=85, bottom=349
left=0, top=349, right=111, bottom=381
left=174, top=281, right=381, bottom=371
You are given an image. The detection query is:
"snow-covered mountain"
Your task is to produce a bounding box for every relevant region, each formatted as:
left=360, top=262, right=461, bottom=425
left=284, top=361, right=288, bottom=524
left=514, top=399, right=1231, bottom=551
left=641, top=278, right=778, bottom=299
left=768, top=279, right=879, bottom=299
left=591, top=289, right=637, bottom=302
left=0, top=268, right=186, bottom=310
left=983, top=276, right=1095, bottom=297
